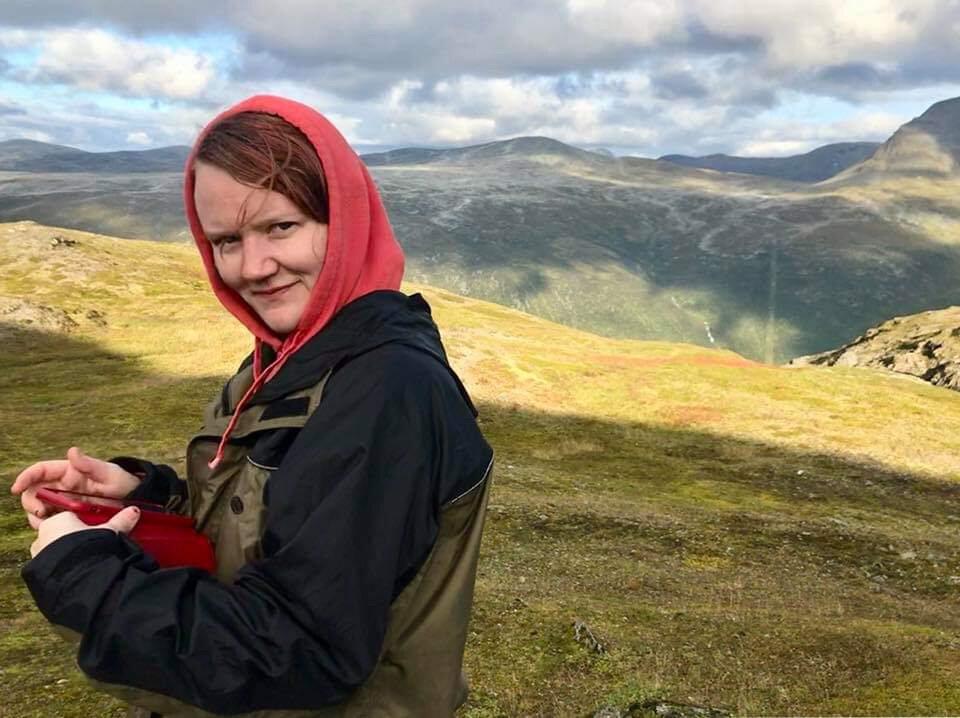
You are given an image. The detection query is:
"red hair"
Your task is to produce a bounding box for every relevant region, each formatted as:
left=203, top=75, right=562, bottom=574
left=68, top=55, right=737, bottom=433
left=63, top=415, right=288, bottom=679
left=195, top=112, right=329, bottom=224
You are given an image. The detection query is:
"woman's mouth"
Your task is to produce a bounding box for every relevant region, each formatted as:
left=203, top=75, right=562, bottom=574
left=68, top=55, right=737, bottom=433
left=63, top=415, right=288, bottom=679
left=252, top=282, right=296, bottom=300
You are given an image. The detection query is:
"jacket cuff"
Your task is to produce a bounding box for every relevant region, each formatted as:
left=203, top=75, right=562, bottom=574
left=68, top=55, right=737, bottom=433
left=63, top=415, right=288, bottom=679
left=111, top=457, right=185, bottom=508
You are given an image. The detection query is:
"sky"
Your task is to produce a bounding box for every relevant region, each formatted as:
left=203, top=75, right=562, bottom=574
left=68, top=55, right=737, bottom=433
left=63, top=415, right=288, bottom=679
left=1, top=1, right=960, bottom=158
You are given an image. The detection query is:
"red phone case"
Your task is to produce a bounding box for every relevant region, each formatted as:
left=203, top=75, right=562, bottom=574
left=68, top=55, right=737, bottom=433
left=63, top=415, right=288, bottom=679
left=36, top=488, right=216, bottom=572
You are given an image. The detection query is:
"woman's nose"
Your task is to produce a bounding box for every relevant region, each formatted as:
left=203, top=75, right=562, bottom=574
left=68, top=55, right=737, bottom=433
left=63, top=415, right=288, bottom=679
left=239, top=234, right=278, bottom=281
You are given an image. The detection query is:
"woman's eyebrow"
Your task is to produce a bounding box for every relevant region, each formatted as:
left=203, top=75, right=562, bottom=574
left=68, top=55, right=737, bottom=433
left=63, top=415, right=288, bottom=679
left=205, top=214, right=302, bottom=241
left=205, top=228, right=234, bottom=241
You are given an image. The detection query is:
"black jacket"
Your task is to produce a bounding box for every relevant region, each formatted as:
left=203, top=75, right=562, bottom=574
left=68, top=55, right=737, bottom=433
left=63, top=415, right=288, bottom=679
left=22, top=291, right=493, bottom=714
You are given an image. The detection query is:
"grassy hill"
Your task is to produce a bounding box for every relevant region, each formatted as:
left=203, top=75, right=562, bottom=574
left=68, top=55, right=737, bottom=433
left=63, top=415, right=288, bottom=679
left=3, top=221, right=960, bottom=716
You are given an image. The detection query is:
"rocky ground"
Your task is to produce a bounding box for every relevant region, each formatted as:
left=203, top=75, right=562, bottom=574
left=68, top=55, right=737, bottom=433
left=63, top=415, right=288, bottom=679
left=790, top=306, right=960, bottom=391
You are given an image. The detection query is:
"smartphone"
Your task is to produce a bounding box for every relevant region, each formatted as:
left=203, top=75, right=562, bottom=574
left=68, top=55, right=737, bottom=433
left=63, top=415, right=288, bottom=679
left=36, top=487, right=216, bottom=572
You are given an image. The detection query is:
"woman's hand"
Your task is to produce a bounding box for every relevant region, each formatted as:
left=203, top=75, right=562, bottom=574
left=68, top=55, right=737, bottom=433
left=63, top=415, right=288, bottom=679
left=30, top=506, right=141, bottom=558
left=11, top=447, right=141, bottom=527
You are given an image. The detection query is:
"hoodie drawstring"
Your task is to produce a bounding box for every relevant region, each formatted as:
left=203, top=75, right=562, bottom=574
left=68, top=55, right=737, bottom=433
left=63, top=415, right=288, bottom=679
left=207, top=334, right=302, bottom=470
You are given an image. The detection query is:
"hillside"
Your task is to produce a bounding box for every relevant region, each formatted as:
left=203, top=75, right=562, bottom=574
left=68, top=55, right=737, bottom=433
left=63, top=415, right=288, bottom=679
left=3, top=221, right=960, bottom=716
left=659, top=142, right=879, bottom=182
left=791, top=305, right=960, bottom=390
left=833, top=97, right=960, bottom=180
left=0, top=139, right=189, bottom=173
left=3, top=103, right=960, bottom=367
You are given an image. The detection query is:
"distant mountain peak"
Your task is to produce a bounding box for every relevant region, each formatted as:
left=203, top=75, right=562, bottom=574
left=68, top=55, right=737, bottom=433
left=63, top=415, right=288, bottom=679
left=831, top=95, right=960, bottom=181
left=916, top=96, right=960, bottom=121
left=361, top=136, right=600, bottom=167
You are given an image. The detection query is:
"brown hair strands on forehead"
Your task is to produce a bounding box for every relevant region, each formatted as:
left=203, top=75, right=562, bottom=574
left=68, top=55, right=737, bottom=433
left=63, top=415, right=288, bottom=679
left=195, top=112, right=330, bottom=224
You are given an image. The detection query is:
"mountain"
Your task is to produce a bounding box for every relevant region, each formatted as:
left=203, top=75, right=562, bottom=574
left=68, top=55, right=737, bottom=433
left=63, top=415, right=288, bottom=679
left=0, top=139, right=190, bottom=172
left=3, top=111, right=960, bottom=364
left=832, top=97, right=960, bottom=180
left=4, top=220, right=960, bottom=717
left=362, top=135, right=603, bottom=166
left=790, top=305, right=960, bottom=390
left=659, top=142, right=880, bottom=182
left=364, top=136, right=960, bottom=364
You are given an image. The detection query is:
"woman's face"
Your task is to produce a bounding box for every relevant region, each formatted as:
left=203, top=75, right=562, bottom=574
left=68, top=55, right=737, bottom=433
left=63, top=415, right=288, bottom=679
left=193, top=161, right=328, bottom=336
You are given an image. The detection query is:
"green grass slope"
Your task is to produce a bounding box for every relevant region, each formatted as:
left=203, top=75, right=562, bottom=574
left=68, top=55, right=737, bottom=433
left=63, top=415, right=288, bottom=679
left=3, top=221, right=960, bottom=716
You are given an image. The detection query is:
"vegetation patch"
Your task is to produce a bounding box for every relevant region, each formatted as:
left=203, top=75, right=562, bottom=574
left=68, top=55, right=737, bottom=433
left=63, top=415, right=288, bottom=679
left=3, top=222, right=960, bottom=715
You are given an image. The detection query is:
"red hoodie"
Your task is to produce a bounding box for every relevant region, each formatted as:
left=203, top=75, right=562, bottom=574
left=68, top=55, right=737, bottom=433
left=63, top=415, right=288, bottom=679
left=183, top=95, right=405, bottom=466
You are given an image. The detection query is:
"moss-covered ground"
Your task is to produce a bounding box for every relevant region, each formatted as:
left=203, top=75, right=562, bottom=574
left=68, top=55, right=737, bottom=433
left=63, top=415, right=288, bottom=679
left=2, top=221, right=960, bottom=716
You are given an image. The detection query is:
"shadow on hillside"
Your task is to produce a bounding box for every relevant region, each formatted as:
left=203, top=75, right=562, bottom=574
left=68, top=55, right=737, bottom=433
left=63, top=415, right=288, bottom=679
left=3, top=321, right=957, bottom=544
left=4, top=323, right=960, bottom=717
left=478, top=398, right=960, bottom=516
left=0, top=323, right=232, bottom=481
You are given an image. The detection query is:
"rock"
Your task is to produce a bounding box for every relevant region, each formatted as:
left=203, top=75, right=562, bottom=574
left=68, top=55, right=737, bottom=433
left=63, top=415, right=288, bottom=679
left=572, top=619, right=606, bottom=654
left=85, top=308, right=107, bottom=327
left=50, top=234, right=78, bottom=248
left=0, top=298, right=79, bottom=333
left=789, top=306, right=960, bottom=392
left=623, top=699, right=732, bottom=718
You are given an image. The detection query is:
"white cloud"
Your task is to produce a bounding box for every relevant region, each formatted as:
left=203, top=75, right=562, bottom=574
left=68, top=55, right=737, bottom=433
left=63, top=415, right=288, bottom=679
left=0, top=28, right=33, bottom=48
left=18, top=128, right=53, bottom=143
left=734, top=111, right=906, bottom=156
left=1, top=4, right=959, bottom=156
left=21, top=28, right=217, bottom=99
left=693, top=0, right=939, bottom=69
left=126, top=131, right=152, bottom=145
left=565, top=0, right=685, bottom=44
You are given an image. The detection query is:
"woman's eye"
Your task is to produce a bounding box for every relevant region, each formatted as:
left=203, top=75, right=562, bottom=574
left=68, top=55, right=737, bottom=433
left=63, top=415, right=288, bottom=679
left=270, top=222, right=297, bottom=233
left=211, top=235, right=240, bottom=249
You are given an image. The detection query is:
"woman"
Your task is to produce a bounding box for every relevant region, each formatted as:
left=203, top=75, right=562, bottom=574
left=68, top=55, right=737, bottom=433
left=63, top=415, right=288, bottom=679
left=12, top=95, right=494, bottom=717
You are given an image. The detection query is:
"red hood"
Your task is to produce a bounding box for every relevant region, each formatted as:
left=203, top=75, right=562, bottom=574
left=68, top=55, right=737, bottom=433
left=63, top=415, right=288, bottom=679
left=183, top=95, right=405, bottom=469
left=183, top=95, right=405, bottom=357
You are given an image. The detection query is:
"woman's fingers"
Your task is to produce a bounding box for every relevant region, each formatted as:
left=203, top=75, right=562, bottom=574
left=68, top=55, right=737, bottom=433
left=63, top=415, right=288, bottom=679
left=21, top=489, right=44, bottom=518
left=67, top=446, right=99, bottom=481
left=11, top=460, right=67, bottom=495
left=105, top=506, right=140, bottom=535
left=27, top=511, right=43, bottom=530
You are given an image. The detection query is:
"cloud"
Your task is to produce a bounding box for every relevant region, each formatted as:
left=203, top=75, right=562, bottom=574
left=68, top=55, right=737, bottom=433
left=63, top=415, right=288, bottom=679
left=0, top=2, right=958, bottom=156
left=9, top=28, right=217, bottom=100
left=733, top=111, right=904, bottom=156
left=0, top=98, right=26, bottom=116
left=3, top=1, right=960, bottom=103
left=691, top=0, right=938, bottom=69
left=126, top=131, right=152, bottom=145
left=650, top=70, right=709, bottom=100
left=11, top=128, right=53, bottom=143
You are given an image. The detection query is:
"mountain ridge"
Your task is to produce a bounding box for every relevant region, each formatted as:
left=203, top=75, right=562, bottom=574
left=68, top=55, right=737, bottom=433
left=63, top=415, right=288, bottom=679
left=0, top=139, right=190, bottom=173
left=3, top=98, right=960, bottom=363
left=831, top=96, right=960, bottom=181
left=659, top=142, right=880, bottom=182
